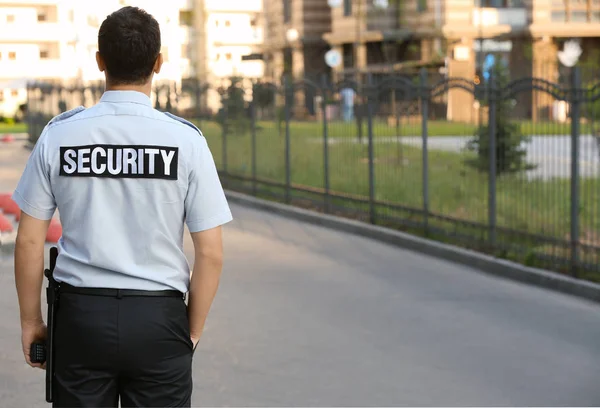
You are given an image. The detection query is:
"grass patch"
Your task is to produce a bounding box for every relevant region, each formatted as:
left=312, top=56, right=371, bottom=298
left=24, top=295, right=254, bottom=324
left=198, top=119, right=600, bottom=281
left=0, top=123, right=27, bottom=134
left=247, top=119, right=575, bottom=139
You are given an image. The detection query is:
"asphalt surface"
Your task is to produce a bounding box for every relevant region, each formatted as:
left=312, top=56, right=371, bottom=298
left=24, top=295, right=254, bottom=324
left=1, top=140, right=600, bottom=406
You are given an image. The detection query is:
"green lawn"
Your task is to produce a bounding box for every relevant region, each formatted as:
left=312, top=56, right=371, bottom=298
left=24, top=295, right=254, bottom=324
left=0, top=123, right=27, bottom=134
left=5, top=118, right=579, bottom=138
left=275, top=119, right=577, bottom=138
left=197, top=119, right=600, bottom=281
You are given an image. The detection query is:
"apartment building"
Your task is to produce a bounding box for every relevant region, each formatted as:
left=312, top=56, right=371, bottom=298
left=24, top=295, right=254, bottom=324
left=199, top=0, right=264, bottom=113
left=0, top=0, right=196, bottom=119
left=261, top=0, right=331, bottom=82
left=324, top=0, right=600, bottom=122
left=259, top=0, right=331, bottom=117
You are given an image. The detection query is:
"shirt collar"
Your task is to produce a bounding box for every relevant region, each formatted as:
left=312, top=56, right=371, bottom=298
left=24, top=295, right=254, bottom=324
left=99, top=90, right=152, bottom=107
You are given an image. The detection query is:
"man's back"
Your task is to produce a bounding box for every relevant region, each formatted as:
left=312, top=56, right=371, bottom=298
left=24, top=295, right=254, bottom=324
left=15, top=90, right=231, bottom=293
left=13, top=8, right=229, bottom=407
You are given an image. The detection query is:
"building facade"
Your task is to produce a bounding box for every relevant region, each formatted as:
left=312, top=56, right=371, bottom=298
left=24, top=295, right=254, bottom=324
left=261, top=0, right=331, bottom=82
left=324, top=0, right=600, bottom=122
left=0, top=0, right=196, bottom=119
left=199, top=0, right=264, bottom=113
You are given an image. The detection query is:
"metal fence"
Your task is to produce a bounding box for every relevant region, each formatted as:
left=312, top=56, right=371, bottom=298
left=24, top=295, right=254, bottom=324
left=25, top=68, right=600, bottom=283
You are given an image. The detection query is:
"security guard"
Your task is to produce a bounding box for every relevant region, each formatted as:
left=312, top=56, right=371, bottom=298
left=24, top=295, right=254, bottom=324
left=13, top=6, right=232, bottom=407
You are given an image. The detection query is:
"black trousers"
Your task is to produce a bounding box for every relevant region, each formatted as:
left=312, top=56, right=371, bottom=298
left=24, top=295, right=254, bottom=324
left=52, top=289, right=194, bottom=408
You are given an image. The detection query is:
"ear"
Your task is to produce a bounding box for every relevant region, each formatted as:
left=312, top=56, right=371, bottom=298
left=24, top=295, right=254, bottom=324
left=154, top=53, right=163, bottom=74
left=96, top=52, right=106, bottom=72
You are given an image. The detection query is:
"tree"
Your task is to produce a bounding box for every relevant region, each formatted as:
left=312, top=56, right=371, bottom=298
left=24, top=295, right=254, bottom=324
left=466, top=61, right=533, bottom=174
left=217, top=77, right=250, bottom=136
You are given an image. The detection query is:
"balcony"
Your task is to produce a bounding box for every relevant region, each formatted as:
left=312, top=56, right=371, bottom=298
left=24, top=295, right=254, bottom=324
left=472, top=7, right=527, bottom=28
left=0, top=0, right=58, bottom=4
left=212, top=27, right=263, bottom=46
left=0, top=60, right=78, bottom=80
left=366, top=3, right=401, bottom=32
left=0, top=23, right=76, bottom=43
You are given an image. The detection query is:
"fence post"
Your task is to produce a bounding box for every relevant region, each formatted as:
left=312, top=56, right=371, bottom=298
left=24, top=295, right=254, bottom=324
left=420, top=68, right=429, bottom=234
left=321, top=74, right=331, bottom=213
left=570, top=67, right=582, bottom=277
left=284, top=75, right=292, bottom=204
left=488, top=73, right=497, bottom=247
left=251, top=83, right=258, bottom=197
left=366, top=74, right=376, bottom=224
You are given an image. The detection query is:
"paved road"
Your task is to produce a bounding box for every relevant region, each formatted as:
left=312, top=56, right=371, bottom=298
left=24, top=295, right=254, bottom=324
left=1, top=140, right=600, bottom=406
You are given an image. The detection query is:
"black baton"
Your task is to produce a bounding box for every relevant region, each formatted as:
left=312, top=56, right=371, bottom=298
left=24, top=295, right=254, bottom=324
left=30, top=246, right=59, bottom=403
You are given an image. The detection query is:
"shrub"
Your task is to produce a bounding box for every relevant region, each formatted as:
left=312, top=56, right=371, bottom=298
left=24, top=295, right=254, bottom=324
left=466, top=62, right=534, bottom=174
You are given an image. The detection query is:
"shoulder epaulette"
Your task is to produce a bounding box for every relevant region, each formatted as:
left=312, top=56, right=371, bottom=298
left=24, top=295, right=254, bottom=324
left=163, top=112, right=203, bottom=136
left=48, top=106, right=86, bottom=126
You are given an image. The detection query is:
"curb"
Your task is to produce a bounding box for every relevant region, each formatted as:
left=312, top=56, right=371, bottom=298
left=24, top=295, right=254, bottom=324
left=225, top=190, right=600, bottom=305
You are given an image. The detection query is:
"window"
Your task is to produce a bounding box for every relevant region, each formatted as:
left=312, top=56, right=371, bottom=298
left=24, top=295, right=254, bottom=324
left=283, top=0, right=291, bottom=23
left=6, top=14, right=14, bottom=23
left=8, top=52, right=16, bottom=60
left=179, top=10, right=193, bottom=26
left=343, top=0, right=352, bottom=16
left=40, top=50, right=49, bottom=59
left=37, top=13, right=47, bottom=22
left=87, top=15, right=99, bottom=27
left=571, top=10, right=587, bottom=20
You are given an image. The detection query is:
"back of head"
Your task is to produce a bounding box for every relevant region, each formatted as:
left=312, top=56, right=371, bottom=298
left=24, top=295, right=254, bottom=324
left=98, top=6, right=161, bottom=85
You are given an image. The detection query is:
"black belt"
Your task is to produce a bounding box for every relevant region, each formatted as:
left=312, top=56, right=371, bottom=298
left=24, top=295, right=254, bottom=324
left=59, top=282, right=184, bottom=299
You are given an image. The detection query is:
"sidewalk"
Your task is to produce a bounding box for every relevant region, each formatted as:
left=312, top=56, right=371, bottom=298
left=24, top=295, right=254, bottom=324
left=0, top=139, right=32, bottom=248
left=0, top=139, right=30, bottom=193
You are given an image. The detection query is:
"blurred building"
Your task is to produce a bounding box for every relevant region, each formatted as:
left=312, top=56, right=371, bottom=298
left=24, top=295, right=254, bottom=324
left=0, top=0, right=195, bottom=119
left=324, top=0, right=600, bottom=122
left=199, top=0, right=265, bottom=114
left=259, top=0, right=332, bottom=118
left=261, top=0, right=331, bottom=82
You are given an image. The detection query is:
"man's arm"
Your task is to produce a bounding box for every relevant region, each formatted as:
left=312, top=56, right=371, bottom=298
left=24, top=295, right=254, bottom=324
left=14, top=212, right=51, bottom=368
left=187, top=226, right=224, bottom=346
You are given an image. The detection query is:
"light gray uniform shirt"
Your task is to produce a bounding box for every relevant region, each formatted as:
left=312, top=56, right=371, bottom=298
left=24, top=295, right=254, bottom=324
left=12, top=90, right=232, bottom=293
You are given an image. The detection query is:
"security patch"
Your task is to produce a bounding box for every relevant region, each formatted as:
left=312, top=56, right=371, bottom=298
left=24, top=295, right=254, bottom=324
left=60, top=145, right=179, bottom=180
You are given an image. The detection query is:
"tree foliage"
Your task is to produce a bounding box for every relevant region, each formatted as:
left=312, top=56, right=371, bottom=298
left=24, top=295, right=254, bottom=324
left=218, top=77, right=249, bottom=136
left=466, top=62, right=533, bottom=174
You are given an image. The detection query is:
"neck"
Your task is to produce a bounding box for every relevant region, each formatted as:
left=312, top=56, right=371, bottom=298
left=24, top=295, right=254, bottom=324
left=105, top=80, right=152, bottom=97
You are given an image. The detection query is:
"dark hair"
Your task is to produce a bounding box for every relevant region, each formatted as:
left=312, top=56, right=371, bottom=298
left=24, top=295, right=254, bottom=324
left=98, top=6, right=161, bottom=85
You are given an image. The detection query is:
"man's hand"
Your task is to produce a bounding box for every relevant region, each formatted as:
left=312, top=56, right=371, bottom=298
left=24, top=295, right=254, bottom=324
left=191, top=336, right=200, bottom=350
left=21, top=320, right=47, bottom=369
left=14, top=212, right=51, bottom=368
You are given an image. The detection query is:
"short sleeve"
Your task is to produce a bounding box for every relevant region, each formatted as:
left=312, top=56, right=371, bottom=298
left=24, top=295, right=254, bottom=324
left=12, top=129, right=56, bottom=220
left=184, top=137, right=233, bottom=232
